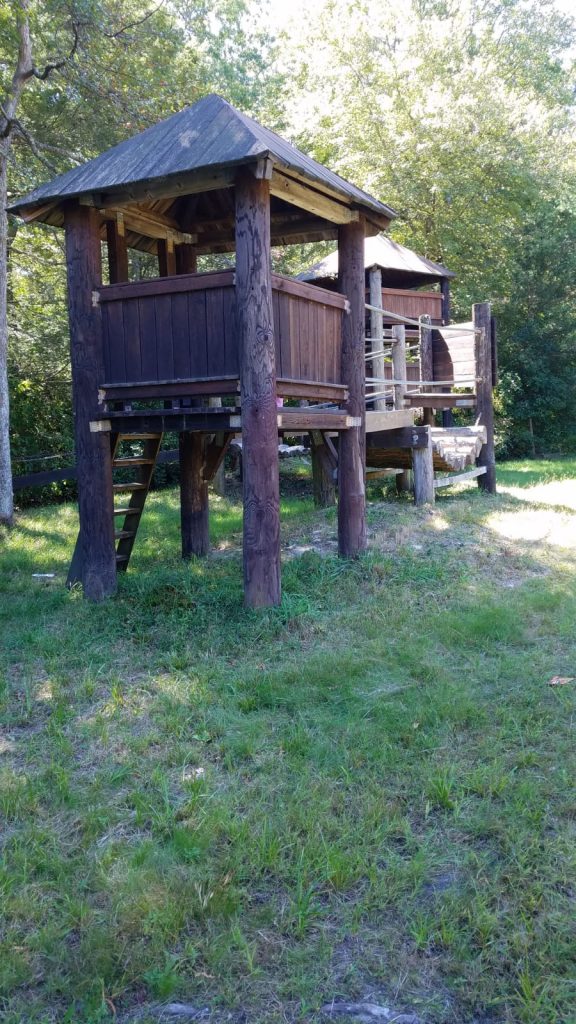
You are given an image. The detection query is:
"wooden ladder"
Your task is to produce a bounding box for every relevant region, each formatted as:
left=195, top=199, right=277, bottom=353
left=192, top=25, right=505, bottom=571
left=67, top=432, right=163, bottom=586
left=111, top=432, right=163, bottom=571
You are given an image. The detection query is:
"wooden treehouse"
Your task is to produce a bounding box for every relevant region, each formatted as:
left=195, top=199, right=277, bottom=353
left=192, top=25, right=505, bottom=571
left=10, top=94, right=495, bottom=607
left=299, top=236, right=496, bottom=502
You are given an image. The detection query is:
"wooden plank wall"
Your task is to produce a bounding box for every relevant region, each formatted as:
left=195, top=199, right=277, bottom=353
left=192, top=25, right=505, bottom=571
left=100, top=271, right=345, bottom=387
left=380, top=288, right=442, bottom=323
left=432, top=325, right=476, bottom=384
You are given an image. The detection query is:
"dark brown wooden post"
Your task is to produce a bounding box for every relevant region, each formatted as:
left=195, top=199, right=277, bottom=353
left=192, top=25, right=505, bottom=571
left=180, top=432, right=209, bottom=557
left=235, top=170, right=281, bottom=607
left=64, top=203, right=116, bottom=601
left=106, top=216, right=129, bottom=283
left=158, top=236, right=176, bottom=277
left=310, top=431, right=336, bottom=507
left=440, top=277, right=451, bottom=325
left=419, top=314, right=435, bottom=427
left=172, top=239, right=211, bottom=547
left=474, top=301, right=496, bottom=493
left=337, top=219, right=367, bottom=558
left=176, top=243, right=197, bottom=275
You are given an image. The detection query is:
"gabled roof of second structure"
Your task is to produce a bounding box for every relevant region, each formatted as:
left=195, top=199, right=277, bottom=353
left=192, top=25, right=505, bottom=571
left=298, top=234, right=454, bottom=287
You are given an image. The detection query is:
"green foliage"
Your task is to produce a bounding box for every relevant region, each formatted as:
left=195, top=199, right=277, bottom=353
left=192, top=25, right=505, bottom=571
left=6, top=0, right=576, bottom=475
left=278, top=0, right=576, bottom=454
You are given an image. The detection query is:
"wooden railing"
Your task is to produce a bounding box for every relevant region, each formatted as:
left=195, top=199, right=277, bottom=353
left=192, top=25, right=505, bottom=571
left=98, top=269, right=347, bottom=389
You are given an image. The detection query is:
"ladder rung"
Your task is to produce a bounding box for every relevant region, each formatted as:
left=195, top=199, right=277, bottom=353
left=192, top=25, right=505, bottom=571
left=118, top=433, right=162, bottom=440
left=113, top=482, right=148, bottom=492
left=115, top=529, right=136, bottom=540
left=113, top=507, right=140, bottom=516
left=113, top=458, right=155, bottom=467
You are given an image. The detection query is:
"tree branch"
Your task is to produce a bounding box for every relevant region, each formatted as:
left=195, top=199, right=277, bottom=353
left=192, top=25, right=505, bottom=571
left=10, top=119, right=59, bottom=173
left=102, top=1, right=166, bottom=39
left=20, top=22, right=80, bottom=82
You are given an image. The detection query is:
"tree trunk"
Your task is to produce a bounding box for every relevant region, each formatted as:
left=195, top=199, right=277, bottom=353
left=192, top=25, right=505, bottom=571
left=0, top=150, right=14, bottom=525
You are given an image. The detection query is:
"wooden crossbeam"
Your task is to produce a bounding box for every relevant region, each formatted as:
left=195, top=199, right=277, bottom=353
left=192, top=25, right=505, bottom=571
left=270, top=170, right=359, bottom=225
left=434, top=466, right=487, bottom=489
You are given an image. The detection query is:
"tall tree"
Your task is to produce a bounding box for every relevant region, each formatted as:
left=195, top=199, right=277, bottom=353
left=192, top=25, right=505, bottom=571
left=0, top=0, right=182, bottom=525
left=277, top=0, right=576, bottom=451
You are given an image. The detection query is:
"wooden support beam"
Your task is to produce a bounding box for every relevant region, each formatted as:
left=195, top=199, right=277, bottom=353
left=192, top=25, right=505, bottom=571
left=474, top=302, right=496, bottom=494
left=270, top=170, right=359, bottom=225
left=434, top=465, right=487, bottom=489
left=337, top=218, right=367, bottom=558
left=203, top=428, right=232, bottom=484
left=179, top=432, right=209, bottom=558
left=441, top=277, right=451, bottom=325
left=64, top=203, right=117, bottom=600
left=419, top=314, right=435, bottom=426
left=158, top=236, right=177, bottom=277
left=277, top=410, right=359, bottom=431
left=391, top=323, right=411, bottom=491
left=101, top=167, right=237, bottom=207
left=369, top=266, right=386, bottom=412
left=412, top=426, right=435, bottom=506
left=236, top=171, right=281, bottom=607
left=175, top=243, right=197, bottom=275
left=366, top=426, right=429, bottom=451
left=491, top=315, right=499, bottom=387
left=310, top=431, right=337, bottom=508
left=106, top=215, right=129, bottom=283
left=99, top=206, right=196, bottom=245
left=404, top=393, right=476, bottom=409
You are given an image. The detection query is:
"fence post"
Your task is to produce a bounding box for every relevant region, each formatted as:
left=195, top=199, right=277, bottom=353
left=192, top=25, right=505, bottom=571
left=473, top=302, right=496, bottom=493
left=413, top=426, right=435, bottom=506
left=392, top=323, right=411, bottom=493
left=419, top=314, right=434, bottom=426
left=369, top=266, right=386, bottom=412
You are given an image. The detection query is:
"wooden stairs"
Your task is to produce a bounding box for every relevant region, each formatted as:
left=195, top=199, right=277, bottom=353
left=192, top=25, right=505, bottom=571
left=67, top=432, right=163, bottom=586
left=366, top=426, right=487, bottom=473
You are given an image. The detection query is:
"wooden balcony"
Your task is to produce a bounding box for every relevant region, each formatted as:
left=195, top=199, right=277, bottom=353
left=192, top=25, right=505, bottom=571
left=97, top=269, right=348, bottom=403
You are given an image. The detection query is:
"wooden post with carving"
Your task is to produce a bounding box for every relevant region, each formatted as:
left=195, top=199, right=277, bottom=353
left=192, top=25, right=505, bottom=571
left=474, top=301, right=496, bottom=493
left=64, top=203, right=116, bottom=600
left=235, top=169, right=281, bottom=606
left=337, top=219, right=367, bottom=558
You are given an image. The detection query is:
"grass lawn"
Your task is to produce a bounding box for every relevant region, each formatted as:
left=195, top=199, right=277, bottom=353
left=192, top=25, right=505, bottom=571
left=1, top=456, right=576, bottom=1024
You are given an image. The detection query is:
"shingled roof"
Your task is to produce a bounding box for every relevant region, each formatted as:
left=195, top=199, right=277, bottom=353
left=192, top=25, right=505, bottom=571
left=298, top=234, right=455, bottom=289
left=8, top=93, right=396, bottom=223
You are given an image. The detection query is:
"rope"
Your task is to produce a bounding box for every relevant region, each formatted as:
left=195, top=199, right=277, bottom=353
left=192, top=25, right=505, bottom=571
left=364, top=303, right=477, bottom=333
left=365, top=377, right=476, bottom=387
